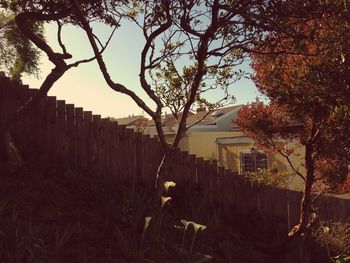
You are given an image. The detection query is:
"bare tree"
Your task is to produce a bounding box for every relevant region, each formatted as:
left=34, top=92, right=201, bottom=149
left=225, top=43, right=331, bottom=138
left=71, top=0, right=281, bottom=190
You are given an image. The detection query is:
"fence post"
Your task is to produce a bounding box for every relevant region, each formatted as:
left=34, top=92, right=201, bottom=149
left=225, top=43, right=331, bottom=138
left=101, top=118, right=111, bottom=177
left=170, top=148, right=180, bottom=183
left=209, top=160, right=218, bottom=207
left=221, top=169, right=233, bottom=213
left=134, top=132, right=143, bottom=180
left=150, top=137, right=162, bottom=188
left=127, top=129, right=136, bottom=182
left=92, top=115, right=101, bottom=175
left=56, top=100, right=66, bottom=164
left=201, top=159, right=210, bottom=198
left=217, top=166, right=225, bottom=213
left=142, top=134, right=150, bottom=184
left=117, top=125, right=127, bottom=180
left=75, top=108, right=85, bottom=169
left=66, top=104, right=76, bottom=169
left=34, top=89, right=46, bottom=152
left=46, top=96, right=57, bottom=161
left=188, top=154, right=197, bottom=189
left=196, top=157, right=204, bottom=188
left=25, top=88, right=39, bottom=152
left=13, top=85, right=30, bottom=149
left=109, top=121, right=119, bottom=179
left=180, top=151, right=189, bottom=184
left=83, top=111, right=93, bottom=172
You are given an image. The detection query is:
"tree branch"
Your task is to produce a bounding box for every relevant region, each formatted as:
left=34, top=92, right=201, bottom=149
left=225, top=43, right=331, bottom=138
left=67, top=25, right=117, bottom=68
left=172, top=0, right=220, bottom=148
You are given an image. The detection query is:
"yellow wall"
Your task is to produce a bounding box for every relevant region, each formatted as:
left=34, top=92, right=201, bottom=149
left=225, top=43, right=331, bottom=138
left=186, top=131, right=243, bottom=159
left=217, top=141, right=306, bottom=191
left=278, top=142, right=305, bottom=190
left=217, top=142, right=286, bottom=172
left=167, top=131, right=349, bottom=198
left=164, top=134, right=190, bottom=152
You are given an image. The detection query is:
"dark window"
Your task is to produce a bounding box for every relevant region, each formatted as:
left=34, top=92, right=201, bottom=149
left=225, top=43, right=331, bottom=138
left=240, top=152, right=267, bottom=174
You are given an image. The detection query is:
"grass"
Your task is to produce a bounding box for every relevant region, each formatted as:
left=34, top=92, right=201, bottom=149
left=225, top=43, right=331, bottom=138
left=0, top=158, right=334, bottom=262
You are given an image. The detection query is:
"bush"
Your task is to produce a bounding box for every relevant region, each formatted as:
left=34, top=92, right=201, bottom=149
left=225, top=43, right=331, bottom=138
left=313, top=221, right=350, bottom=259
left=246, top=168, right=290, bottom=188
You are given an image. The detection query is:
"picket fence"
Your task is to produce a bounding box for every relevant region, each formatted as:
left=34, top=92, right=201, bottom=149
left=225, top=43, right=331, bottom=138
left=0, top=75, right=349, bottom=227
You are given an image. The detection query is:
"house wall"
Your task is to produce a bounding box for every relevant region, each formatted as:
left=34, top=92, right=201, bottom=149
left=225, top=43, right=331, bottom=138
left=164, top=134, right=189, bottom=151
left=217, top=141, right=306, bottom=191
left=187, top=131, right=243, bottom=159
left=279, top=142, right=305, bottom=191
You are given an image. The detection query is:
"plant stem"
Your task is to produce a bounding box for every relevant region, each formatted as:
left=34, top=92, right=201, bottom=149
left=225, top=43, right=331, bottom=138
left=325, top=237, right=330, bottom=260
left=159, top=213, right=163, bottom=233
left=139, top=229, right=146, bottom=255
left=181, top=228, right=186, bottom=251
left=190, top=231, right=198, bottom=254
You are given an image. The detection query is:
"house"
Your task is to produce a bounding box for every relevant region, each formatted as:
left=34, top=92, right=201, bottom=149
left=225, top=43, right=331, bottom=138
left=143, top=111, right=195, bottom=138
left=144, top=105, right=244, bottom=159
left=215, top=121, right=350, bottom=196
left=111, top=115, right=149, bottom=131
left=137, top=106, right=349, bottom=196
left=143, top=105, right=305, bottom=189
left=181, top=105, right=244, bottom=159
left=215, top=135, right=306, bottom=190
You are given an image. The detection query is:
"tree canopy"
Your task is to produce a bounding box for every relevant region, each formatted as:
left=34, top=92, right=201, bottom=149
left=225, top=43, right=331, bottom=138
left=0, top=8, right=42, bottom=80
left=236, top=2, right=350, bottom=236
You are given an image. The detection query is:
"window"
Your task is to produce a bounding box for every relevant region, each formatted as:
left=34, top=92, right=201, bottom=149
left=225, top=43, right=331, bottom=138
left=240, top=152, right=267, bottom=174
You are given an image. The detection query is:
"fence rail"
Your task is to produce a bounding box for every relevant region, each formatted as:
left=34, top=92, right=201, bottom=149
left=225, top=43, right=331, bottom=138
left=0, top=76, right=349, bottom=225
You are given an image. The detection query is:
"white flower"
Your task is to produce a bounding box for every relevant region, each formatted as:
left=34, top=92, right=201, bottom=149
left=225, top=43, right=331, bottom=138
left=190, top=222, right=207, bottom=253
left=181, top=219, right=193, bottom=231
left=192, top=222, right=207, bottom=233
left=161, top=196, right=171, bottom=208
left=322, top=226, right=330, bottom=235
left=164, top=181, right=176, bottom=194
left=180, top=219, right=193, bottom=250
left=143, top=216, right=152, bottom=231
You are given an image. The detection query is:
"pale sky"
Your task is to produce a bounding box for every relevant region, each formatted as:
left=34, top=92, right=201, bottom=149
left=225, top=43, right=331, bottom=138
left=23, top=20, right=262, bottom=118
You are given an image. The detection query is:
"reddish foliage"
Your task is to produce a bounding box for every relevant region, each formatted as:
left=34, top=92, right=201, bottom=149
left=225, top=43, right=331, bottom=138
left=313, top=157, right=349, bottom=192
left=235, top=102, right=297, bottom=153
left=236, top=11, right=350, bottom=195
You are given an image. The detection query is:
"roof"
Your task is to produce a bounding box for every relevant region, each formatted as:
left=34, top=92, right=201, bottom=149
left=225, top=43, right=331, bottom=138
left=147, top=105, right=241, bottom=126
left=194, top=105, right=242, bottom=125
left=188, top=105, right=243, bottom=132
left=111, top=115, right=148, bottom=126
left=216, top=136, right=254, bottom=145
left=161, top=112, right=194, bottom=127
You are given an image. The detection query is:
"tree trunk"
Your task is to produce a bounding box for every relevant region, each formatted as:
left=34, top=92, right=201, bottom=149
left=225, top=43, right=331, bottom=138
left=290, top=143, right=315, bottom=237
left=0, top=67, right=68, bottom=175
left=0, top=128, right=23, bottom=174
left=155, top=148, right=176, bottom=195
left=0, top=10, right=73, bottom=175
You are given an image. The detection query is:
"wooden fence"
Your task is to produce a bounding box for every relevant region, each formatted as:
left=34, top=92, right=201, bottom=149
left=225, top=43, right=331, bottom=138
left=0, top=75, right=349, bottom=226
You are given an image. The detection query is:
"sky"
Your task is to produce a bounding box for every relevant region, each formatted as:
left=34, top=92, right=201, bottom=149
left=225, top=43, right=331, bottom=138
left=22, top=20, right=263, bottom=119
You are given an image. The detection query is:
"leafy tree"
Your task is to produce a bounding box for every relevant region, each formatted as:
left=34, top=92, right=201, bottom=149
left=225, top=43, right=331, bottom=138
left=0, top=9, right=42, bottom=80
left=153, top=63, right=235, bottom=121
left=0, top=0, right=334, bottom=189
left=235, top=3, right=350, bottom=237
left=0, top=0, right=121, bottom=173
left=71, top=0, right=312, bottom=190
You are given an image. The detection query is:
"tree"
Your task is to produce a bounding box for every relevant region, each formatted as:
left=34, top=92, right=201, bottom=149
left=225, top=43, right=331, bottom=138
left=0, top=8, right=42, bottom=80
left=0, top=0, right=332, bottom=188
left=72, top=0, right=308, bottom=190
left=235, top=3, right=350, bottom=237
left=0, top=0, right=120, bottom=173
